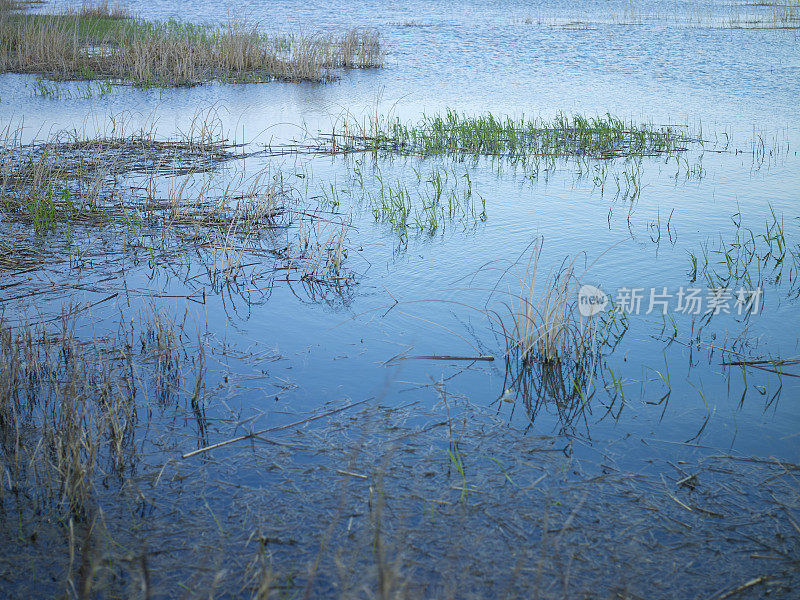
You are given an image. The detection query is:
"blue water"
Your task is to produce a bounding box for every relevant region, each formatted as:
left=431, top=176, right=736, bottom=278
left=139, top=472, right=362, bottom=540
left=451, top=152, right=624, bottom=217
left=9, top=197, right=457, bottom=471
left=3, top=0, right=799, bottom=455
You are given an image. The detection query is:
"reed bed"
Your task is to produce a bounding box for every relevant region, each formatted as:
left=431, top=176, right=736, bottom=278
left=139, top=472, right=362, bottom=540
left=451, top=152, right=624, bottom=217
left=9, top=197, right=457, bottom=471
left=522, top=0, right=800, bottom=29
left=77, top=0, right=130, bottom=21
left=0, top=118, right=241, bottom=234
left=708, top=0, right=799, bottom=29
left=0, top=307, right=215, bottom=595
left=0, top=7, right=384, bottom=85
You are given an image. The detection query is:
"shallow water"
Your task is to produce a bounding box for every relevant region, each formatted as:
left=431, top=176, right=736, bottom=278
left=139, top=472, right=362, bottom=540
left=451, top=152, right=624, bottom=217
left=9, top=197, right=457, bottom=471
left=1, top=0, right=799, bottom=597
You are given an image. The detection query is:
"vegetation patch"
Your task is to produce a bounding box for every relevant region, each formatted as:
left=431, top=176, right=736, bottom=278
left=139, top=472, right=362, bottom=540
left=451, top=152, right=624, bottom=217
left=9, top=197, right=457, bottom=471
left=0, top=115, right=356, bottom=290
left=688, top=207, right=800, bottom=299
left=332, top=156, right=486, bottom=242
left=0, top=3, right=384, bottom=86
left=321, top=110, right=697, bottom=160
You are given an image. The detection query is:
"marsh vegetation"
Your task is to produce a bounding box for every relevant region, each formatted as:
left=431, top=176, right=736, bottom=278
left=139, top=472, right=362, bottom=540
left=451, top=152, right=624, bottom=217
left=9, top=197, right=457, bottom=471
left=322, top=111, right=696, bottom=160
left=0, top=0, right=798, bottom=598
left=0, top=2, right=383, bottom=85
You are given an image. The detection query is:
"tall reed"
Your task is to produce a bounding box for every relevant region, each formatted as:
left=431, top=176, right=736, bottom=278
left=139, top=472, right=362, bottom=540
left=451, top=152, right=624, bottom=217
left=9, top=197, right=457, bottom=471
left=0, top=9, right=384, bottom=85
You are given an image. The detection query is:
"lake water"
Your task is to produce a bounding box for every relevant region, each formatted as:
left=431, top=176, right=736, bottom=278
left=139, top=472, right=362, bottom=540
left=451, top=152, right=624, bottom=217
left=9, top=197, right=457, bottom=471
left=1, top=1, right=799, bottom=597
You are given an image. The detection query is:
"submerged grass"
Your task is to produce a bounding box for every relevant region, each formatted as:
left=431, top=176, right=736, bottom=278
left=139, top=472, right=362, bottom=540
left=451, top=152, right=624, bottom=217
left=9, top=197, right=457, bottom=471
left=0, top=314, right=139, bottom=518
left=337, top=156, right=486, bottom=242
left=4, top=351, right=797, bottom=598
left=688, top=207, right=800, bottom=301
left=0, top=114, right=357, bottom=292
left=0, top=4, right=384, bottom=86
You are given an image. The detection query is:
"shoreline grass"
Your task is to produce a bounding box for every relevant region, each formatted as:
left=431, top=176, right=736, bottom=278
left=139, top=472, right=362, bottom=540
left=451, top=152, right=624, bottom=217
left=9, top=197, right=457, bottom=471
left=0, top=5, right=384, bottom=86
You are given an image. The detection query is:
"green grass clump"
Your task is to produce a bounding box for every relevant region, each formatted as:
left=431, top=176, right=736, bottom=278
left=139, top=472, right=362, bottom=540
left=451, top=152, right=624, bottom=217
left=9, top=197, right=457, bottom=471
left=328, top=110, right=696, bottom=160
